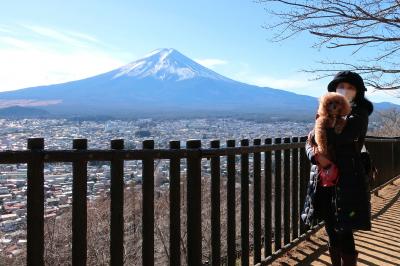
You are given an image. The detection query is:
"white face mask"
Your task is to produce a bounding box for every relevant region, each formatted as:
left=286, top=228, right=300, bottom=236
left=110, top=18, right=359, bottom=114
left=336, top=88, right=356, bottom=102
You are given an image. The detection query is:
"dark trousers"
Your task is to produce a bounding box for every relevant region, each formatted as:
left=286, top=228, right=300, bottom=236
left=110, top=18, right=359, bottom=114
left=317, top=186, right=356, bottom=254
left=325, top=222, right=356, bottom=254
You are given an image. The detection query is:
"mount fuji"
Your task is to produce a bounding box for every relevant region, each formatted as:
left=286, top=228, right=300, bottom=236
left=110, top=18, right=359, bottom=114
left=0, top=48, right=395, bottom=119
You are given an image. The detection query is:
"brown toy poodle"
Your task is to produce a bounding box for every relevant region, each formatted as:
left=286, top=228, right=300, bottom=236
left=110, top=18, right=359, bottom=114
left=314, top=92, right=352, bottom=158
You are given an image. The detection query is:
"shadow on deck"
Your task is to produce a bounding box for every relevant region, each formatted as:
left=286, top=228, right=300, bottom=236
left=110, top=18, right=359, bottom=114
left=271, top=177, right=400, bottom=266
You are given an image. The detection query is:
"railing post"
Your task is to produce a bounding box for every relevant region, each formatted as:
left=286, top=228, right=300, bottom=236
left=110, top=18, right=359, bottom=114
left=169, top=140, right=181, bottom=266
left=253, top=139, right=261, bottom=264
left=291, top=137, right=299, bottom=240
left=375, top=141, right=383, bottom=186
left=226, top=139, right=236, bottom=266
left=186, top=140, right=202, bottom=266
left=383, top=140, right=389, bottom=185
left=391, top=140, right=395, bottom=179
left=72, top=139, right=88, bottom=266
left=274, top=137, right=282, bottom=251
left=110, top=139, right=124, bottom=266
left=142, top=140, right=155, bottom=266
left=382, top=141, right=389, bottom=184
left=283, top=137, right=291, bottom=245
left=264, top=138, right=272, bottom=258
left=240, top=139, right=249, bottom=266
left=367, top=140, right=380, bottom=193
left=210, top=140, right=221, bottom=266
left=27, top=138, right=44, bottom=266
left=395, top=138, right=400, bottom=176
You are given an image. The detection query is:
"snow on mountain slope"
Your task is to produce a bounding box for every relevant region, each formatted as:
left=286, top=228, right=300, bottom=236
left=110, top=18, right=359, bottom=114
left=112, top=48, right=233, bottom=82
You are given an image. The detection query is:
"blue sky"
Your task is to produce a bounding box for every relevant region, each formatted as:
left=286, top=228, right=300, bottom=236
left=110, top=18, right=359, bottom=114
left=1, top=0, right=399, bottom=104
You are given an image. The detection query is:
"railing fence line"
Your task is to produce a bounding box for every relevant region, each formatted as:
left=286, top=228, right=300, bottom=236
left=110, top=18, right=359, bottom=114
left=0, top=136, right=398, bottom=265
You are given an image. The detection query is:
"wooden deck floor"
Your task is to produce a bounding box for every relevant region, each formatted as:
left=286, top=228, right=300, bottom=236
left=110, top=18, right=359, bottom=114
left=271, top=177, right=400, bottom=266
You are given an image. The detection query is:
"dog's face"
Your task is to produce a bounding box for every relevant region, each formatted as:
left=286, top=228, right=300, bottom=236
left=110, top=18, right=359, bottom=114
left=318, top=92, right=352, bottom=116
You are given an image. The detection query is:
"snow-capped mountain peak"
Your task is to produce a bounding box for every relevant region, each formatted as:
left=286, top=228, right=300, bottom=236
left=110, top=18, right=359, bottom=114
left=113, top=48, right=232, bottom=82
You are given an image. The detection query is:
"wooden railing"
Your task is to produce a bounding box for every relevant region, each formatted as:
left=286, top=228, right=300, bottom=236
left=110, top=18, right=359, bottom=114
left=0, top=136, right=399, bottom=266
left=365, top=136, right=400, bottom=188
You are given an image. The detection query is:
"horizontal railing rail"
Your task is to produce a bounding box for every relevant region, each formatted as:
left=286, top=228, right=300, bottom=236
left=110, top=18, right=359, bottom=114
left=0, top=143, right=306, bottom=163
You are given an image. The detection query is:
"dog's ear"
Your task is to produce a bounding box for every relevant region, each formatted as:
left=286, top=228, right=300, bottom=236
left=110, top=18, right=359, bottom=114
left=318, top=94, right=329, bottom=116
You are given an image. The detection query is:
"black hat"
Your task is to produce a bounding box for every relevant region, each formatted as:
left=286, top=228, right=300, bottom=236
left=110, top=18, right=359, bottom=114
left=327, top=71, right=367, bottom=92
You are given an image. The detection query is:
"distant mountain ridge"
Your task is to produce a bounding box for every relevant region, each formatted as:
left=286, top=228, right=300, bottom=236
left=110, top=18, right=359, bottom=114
left=0, top=48, right=397, bottom=120
left=0, top=106, right=50, bottom=118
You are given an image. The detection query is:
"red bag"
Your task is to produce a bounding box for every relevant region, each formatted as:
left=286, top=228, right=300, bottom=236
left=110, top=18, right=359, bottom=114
left=318, top=163, right=339, bottom=187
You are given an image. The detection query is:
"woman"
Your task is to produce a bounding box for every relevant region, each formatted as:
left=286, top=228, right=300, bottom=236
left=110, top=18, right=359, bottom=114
left=301, top=71, right=374, bottom=266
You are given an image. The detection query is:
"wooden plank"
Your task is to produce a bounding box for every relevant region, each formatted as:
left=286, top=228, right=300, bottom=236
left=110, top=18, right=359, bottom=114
left=240, top=139, right=249, bottom=266
left=186, top=140, right=202, bottom=266
left=169, top=140, right=181, bottom=266
left=211, top=140, right=221, bottom=266
left=110, top=139, right=124, bottom=266
left=72, top=139, right=88, bottom=266
left=27, top=138, right=45, bottom=266
left=142, top=140, right=155, bottom=266
left=226, top=139, right=236, bottom=266
left=253, top=139, right=261, bottom=264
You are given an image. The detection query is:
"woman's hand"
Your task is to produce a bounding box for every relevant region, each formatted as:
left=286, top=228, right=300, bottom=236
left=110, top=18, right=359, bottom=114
left=313, top=147, right=332, bottom=168
left=316, top=154, right=332, bottom=168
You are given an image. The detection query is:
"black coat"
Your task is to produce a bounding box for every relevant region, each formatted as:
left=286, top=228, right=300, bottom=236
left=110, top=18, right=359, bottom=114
left=301, top=98, right=374, bottom=231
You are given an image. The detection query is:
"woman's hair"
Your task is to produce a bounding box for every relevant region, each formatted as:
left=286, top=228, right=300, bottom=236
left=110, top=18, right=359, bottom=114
left=353, top=87, right=366, bottom=104
left=327, top=70, right=373, bottom=115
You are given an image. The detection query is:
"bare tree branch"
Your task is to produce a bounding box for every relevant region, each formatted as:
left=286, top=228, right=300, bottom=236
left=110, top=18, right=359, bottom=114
left=258, top=0, right=400, bottom=94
